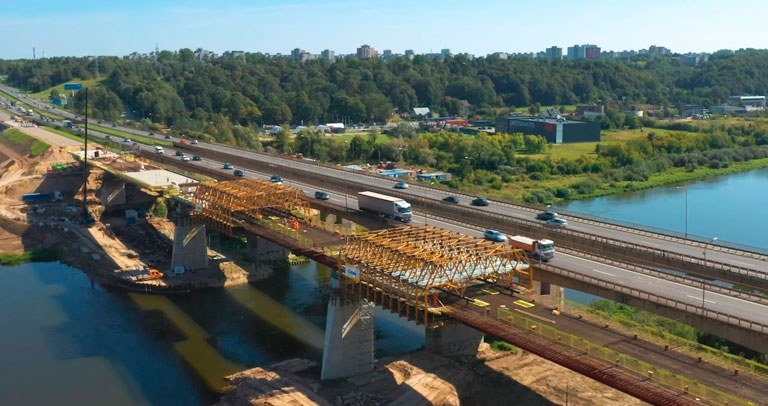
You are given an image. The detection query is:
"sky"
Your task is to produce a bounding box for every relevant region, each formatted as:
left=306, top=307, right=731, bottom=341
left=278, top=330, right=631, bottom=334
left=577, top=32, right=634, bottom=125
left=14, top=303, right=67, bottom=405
left=2, top=0, right=767, bottom=59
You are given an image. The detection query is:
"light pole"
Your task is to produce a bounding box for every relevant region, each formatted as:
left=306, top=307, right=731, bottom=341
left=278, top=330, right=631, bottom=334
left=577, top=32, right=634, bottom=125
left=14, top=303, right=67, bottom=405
left=701, top=237, right=718, bottom=311
left=676, top=186, right=688, bottom=238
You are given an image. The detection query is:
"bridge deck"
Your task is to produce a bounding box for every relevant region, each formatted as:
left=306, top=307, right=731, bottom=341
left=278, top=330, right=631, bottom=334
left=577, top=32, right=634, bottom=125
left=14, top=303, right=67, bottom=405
left=441, top=304, right=701, bottom=406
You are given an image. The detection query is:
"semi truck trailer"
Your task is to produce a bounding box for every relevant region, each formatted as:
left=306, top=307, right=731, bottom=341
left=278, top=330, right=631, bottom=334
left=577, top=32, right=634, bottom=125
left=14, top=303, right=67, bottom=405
left=357, top=191, right=412, bottom=222
left=508, top=235, right=555, bottom=261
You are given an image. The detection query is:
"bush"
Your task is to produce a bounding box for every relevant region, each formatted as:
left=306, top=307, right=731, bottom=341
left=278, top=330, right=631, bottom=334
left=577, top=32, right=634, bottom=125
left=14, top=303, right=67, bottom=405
left=554, top=187, right=573, bottom=199
left=490, top=340, right=517, bottom=352
left=152, top=198, right=168, bottom=218
left=524, top=189, right=555, bottom=204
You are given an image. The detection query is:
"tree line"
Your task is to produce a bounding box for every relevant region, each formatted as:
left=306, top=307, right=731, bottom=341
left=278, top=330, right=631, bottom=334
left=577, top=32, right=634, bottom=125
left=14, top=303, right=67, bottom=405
left=3, top=49, right=768, bottom=138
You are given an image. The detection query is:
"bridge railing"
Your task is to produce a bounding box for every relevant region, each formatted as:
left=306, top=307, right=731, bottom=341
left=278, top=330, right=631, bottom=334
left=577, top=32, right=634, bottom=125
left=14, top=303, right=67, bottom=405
left=497, top=306, right=755, bottom=406
left=537, top=262, right=768, bottom=334
left=564, top=299, right=768, bottom=380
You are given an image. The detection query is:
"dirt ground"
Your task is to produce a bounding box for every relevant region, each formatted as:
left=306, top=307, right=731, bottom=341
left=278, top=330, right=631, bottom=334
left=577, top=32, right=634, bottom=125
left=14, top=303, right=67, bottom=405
left=219, top=345, right=647, bottom=406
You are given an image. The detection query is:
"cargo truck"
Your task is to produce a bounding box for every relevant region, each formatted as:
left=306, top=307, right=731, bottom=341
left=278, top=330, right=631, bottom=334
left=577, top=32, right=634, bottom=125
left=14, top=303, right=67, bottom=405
left=357, top=191, right=412, bottom=222
left=508, top=235, right=555, bottom=261
left=22, top=191, right=63, bottom=203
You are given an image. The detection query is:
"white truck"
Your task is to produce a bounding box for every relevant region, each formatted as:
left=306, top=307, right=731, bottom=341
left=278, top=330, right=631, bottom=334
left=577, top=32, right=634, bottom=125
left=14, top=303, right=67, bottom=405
left=509, top=235, right=555, bottom=261
left=357, top=191, right=412, bottom=222
left=154, top=146, right=165, bottom=154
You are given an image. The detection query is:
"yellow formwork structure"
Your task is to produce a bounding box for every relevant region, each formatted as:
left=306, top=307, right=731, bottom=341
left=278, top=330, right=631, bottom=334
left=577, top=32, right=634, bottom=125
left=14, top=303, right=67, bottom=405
left=339, top=225, right=531, bottom=326
left=189, top=179, right=310, bottom=234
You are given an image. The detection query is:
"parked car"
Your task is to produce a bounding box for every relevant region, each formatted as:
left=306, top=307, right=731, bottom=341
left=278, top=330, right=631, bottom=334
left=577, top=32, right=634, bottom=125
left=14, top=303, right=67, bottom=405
left=223, top=163, right=234, bottom=169
left=546, top=218, right=568, bottom=228
left=181, top=156, right=191, bottom=162
left=233, top=169, right=245, bottom=177
left=394, top=181, right=409, bottom=189
left=536, top=211, right=559, bottom=221
left=270, top=175, right=283, bottom=183
left=471, top=197, right=489, bottom=206
left=483, top=229, right=509, bottom=243
left=442, top=195, right=460, bottom=204
left=314, top=191, right=330, bottom=200
left=192, top=155, right=202, bottom=161
left=175, top=150, right=184, bottom=156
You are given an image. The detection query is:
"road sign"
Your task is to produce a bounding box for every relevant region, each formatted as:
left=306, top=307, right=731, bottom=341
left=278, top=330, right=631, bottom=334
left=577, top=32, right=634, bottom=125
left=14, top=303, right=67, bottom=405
left=64, top=83, right=83, bottom=91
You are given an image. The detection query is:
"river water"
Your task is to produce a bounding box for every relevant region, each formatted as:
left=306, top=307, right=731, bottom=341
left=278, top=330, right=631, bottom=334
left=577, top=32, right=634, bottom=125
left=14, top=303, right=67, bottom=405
left=2, top=169, right=766, bottom=404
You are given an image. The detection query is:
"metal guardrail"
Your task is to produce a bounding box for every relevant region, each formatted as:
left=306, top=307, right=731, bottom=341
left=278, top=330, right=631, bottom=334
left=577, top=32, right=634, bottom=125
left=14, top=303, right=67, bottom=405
left=196, top=143, right=768, bottom=260
left=536, top=261, right=768, bottom=335
left=496, top=307, right=756, bottom=406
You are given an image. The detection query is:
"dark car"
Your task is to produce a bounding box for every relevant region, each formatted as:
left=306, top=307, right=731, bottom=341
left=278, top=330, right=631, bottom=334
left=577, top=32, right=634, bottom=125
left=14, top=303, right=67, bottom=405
left=536, top=211, right=559, bottom=221
left=270, top=175, right=283, bottom=184
left=164, top=134, right=172, bottom=139
left=314, top=191, right=330, bottom=200
left=471, top=197, right=489, bottom=206
left=442, top=195, right=460, bottom=204
left=175, top=150, right=184, bottom=156
left=393, top=181, right=409, bottom=189
left=192, top=155, right=202, bottom=161
left=233, top=169, right=245, bottom=177
left=223, top=163, right=234, bottom=169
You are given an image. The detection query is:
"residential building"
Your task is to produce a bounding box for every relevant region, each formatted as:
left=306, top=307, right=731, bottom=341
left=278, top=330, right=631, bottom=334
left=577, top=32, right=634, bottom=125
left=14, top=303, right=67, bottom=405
left=584, top=44, right=601, bottom=59
left=404, top=49, right=415, bottom=60
left=381, top=49, right=394, bottom=61
left=680, top=52, right=710, bottom=66
left=541, top=46, right=562, bottom=60
left=567, top=45, right=584, bottom=61
left=320, top=49, right=336, bottom=61
left=356, top=44, right=378, bottom=59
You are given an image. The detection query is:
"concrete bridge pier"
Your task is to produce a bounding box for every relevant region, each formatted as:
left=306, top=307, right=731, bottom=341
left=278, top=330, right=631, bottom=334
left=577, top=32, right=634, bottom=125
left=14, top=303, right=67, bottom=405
left=244, top=234, right=289, bottom=263
left=99, top=178, right=126, bottom=206
left=425, top=320, right=484, bottom=356
left=171, top=224, right=209, bottom=271
left=321, top=294, right=375, bottom=380
left=532, top=280, right=565, bottom=309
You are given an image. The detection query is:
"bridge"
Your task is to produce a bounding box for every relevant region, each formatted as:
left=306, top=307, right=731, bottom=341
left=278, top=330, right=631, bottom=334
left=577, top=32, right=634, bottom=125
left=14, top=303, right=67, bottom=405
left=167, top=178, right=763, bottom=405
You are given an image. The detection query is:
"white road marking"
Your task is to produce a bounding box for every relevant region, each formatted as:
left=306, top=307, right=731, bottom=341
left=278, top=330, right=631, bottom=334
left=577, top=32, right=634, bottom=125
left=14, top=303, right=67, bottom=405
left=686, top=295, right=716, bottom=304
left=592, top=269, right=615, bottom=277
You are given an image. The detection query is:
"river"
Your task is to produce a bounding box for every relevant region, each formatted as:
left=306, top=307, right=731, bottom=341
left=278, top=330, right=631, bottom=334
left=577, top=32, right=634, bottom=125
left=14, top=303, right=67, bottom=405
left=2, top=169, right=766, bottom=404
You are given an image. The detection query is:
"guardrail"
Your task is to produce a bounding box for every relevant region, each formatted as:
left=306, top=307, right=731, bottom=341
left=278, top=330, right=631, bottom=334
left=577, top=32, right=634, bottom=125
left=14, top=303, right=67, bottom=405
left=496, top=307, right=755, bottom=406
left=536, top=261, right=768, bottom=335
left=183, top=141, right=768, bottom=260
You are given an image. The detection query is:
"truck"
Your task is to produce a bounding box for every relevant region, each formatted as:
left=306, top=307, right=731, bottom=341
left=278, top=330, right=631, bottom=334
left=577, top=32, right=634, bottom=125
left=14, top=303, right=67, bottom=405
left=22, top=191, right=63, bottom=203
left=357, top=191, right=412, bottom=222
left=508, top=235, right=555, bottom=261
left=154, top=146, right=165, bottom=154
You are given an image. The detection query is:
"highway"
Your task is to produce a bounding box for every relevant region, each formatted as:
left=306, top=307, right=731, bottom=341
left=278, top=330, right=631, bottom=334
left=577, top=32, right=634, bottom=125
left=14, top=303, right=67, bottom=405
left=4, top=86, right=768, bottom=326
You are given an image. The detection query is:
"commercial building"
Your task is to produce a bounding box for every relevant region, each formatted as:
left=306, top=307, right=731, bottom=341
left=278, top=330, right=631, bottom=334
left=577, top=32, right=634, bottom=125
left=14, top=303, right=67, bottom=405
left=495, top=116, right=601, bottom=144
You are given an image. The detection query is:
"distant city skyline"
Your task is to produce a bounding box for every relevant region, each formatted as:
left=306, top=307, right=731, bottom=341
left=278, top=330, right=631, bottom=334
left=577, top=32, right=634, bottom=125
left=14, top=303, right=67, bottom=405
left=3, top=0, right=768, bottom=60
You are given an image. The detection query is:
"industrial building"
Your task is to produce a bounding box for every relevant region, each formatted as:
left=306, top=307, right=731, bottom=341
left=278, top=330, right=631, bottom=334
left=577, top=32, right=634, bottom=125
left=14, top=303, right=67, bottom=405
left=495, top=115, right=601, bottom=144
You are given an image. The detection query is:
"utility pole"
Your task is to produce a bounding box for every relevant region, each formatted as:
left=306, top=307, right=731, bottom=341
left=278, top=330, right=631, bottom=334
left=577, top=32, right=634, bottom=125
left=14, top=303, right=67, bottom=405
left=83, top=87, right=89, bottom=221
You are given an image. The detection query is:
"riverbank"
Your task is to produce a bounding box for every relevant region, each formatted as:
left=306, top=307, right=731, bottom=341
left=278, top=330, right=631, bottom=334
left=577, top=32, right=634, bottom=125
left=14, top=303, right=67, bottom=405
left=0, top=247, right=59, bottom=266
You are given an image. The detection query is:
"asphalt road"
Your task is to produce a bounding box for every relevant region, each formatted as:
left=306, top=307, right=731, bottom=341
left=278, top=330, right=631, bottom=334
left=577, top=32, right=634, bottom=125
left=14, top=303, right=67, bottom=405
left=4, top=86, right=767, bottom=324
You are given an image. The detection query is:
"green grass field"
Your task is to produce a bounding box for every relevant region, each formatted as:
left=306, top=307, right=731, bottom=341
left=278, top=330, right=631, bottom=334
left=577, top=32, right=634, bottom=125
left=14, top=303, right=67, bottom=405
left=0, top=129, right=50, bottom=157
left=29, top=78, right=105, bottom=100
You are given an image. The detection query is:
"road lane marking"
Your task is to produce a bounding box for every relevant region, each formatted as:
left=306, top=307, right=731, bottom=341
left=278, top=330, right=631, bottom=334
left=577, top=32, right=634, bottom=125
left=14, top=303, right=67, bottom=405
left=592, top=269, right=615, bottom=277
left=686, top=294, right=716, bottom=304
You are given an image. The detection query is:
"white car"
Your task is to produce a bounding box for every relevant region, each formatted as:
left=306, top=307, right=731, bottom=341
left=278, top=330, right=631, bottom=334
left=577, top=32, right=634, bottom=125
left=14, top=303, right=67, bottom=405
left=181, top=156, right=191, bottom=162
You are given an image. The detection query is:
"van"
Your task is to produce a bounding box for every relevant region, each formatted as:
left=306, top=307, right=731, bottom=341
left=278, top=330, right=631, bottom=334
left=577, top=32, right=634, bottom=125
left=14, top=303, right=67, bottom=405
left=154, top=146, right=164, bottom=154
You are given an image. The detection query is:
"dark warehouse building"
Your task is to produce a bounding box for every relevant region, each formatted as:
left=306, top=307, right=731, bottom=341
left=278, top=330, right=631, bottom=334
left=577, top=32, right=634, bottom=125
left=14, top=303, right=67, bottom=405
left=495, top=116, right=601, bottom=143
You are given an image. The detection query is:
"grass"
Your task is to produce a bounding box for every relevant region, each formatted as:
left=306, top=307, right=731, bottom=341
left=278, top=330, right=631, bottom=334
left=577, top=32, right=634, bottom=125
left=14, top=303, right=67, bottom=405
left=0, top=248, right=60, bottom=266
left=489, top=340, right=518, bottom=352
left=29, top=78, right=105, bottom=100
left=0, top=129, right=50, bottom=157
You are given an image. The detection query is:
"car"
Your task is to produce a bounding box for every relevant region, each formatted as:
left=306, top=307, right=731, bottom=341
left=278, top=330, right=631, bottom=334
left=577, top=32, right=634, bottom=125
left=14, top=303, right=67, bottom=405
left=546, top=218, right=568, bottom=228
left=191, top=139, right=199, bottom=144
left=122, top=138, right=131, bottom=143
left=270, top=175, right=283, bottom=183
left=223, top=163, right=234, bottom=169
left=314, top=191, right=330, bottom=200
left=471, top=197, right=489, bottom=206
left=175, top=150, right=184, bottom=156
left=536, top=211, right=559, bottom=221
left=164, top=134, right=172, bottom=139
left=394, top=181, right=409, bottom=189
left=233, top=169, right=245, bottom=177
left=483, top=229, right=509, bottom=243
left=148, top=131, right=154, bottom=135
left=192, top=155, right=202, bottom=161
left=105, top=135, right=112, bottom=140
left=181, top=156, right=191, bottom=162
left=442, top=195, right=460, bottom=204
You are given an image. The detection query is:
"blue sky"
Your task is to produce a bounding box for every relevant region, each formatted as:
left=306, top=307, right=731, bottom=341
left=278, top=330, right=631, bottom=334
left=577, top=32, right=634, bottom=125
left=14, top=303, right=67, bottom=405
left=3, top=0, right=767, bottom=59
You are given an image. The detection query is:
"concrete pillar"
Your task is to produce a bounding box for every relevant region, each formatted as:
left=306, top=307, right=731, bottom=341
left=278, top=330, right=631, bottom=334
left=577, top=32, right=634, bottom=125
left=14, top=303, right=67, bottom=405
left=425, top=320, right=484, bottom=357
left=171, top=224, right=208, bottom=271
left=100, top=178, right=126, bottom=206
left=321, top=296, right=375, bottom=380
left=245, top=235, right=288, bottom=262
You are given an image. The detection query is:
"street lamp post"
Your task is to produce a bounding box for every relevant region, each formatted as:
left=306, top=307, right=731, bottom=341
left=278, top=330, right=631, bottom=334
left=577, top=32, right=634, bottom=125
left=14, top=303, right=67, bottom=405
left=676, top=186, right=689, bottom=238
left=701, top=237, right=718, bottom=311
